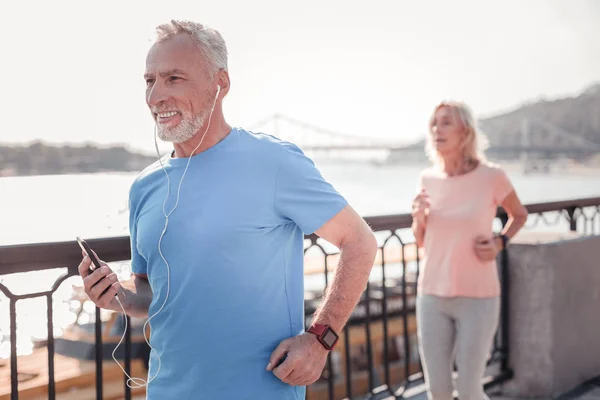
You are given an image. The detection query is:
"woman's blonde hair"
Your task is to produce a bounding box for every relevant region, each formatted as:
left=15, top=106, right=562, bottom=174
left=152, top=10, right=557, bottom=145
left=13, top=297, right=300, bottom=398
left=425, top=101, right=489, bottom=165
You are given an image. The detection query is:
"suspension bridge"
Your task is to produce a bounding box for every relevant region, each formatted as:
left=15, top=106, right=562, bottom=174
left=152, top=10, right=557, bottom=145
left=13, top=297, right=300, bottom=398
left=249, top=114, right=600, bottom=163
left=249, top=114, right=405, bottom=151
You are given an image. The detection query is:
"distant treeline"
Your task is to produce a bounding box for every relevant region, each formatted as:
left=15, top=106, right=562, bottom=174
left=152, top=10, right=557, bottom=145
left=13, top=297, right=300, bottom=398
left=0, top=142, right=156, bottom=177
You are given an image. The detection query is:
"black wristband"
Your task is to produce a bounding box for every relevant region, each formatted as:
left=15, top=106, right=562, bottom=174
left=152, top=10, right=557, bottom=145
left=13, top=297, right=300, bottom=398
left=497, top=233, right=509, bottom=249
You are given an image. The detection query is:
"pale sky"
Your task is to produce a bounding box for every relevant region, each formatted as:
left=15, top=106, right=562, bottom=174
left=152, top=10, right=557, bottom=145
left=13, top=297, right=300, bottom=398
left=1, top=0, right=598, bottom=155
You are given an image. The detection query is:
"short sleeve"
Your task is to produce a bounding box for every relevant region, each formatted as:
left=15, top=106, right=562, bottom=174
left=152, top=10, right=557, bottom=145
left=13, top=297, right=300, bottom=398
left=128, top=184, right=148, bottom=275
left=274, top=143, right=348, bottom=235
left=493, top=168, right=514, bottom=206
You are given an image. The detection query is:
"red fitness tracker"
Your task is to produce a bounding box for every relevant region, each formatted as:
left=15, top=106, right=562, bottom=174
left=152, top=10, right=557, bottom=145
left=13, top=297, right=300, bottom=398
left=307, top=323, right=339, bottom=350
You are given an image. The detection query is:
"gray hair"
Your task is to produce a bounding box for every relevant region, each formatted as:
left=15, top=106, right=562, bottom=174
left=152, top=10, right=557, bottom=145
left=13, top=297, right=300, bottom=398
left=155, top=20, right=228, bottom=77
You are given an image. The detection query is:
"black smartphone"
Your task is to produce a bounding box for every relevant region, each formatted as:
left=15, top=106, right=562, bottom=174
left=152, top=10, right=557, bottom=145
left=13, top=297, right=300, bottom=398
left=76, top=237, right=103, bottom=271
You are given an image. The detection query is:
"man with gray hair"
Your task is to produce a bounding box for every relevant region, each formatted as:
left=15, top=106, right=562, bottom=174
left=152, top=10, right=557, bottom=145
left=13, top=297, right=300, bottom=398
left=79, top=20, right=377, bottom=399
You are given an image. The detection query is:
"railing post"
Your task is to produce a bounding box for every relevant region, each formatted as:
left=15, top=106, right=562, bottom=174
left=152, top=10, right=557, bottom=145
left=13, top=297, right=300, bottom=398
left=500, top=246, right=510, bottom=372
left=124, top=315, right=132, bottom=400
left=566, top=206, right=577, bottom=232
left=46, top=294, right=56, bottom=400
left=499, top=212, right=510, bottom=373
left=95, top=307, right=103, bottom=400
left=343, top=325, right=352, bottom=399
left=364, top=282, right=375, bottom=394
left=10, top=299, right=18, bottom=400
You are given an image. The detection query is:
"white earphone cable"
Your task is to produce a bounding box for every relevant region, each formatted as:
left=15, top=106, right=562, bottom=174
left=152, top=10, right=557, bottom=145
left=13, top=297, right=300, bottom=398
left=110, top=86, right=220, bottom=389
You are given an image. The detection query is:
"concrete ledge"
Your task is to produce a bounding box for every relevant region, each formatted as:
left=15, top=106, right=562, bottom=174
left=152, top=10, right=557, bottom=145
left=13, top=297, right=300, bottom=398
left=503, top=234, right=600, bottom=398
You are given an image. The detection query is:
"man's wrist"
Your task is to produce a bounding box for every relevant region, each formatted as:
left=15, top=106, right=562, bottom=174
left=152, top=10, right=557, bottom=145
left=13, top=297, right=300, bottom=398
left=307, top=323, right=340, bottom=351
left=116, top=290, right=134, bottom=314
left=306, top=332, right=329, bottom=353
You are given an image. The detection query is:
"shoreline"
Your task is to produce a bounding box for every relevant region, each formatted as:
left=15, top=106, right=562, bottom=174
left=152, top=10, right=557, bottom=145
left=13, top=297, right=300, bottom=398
left=2, top=156, right=600, bottom=179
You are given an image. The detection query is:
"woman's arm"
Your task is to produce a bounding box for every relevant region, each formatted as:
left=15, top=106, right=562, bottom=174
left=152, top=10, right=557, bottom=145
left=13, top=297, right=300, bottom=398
left=495, top=190, right=529, bottom=249
left=412, top=218, right=427, bottom=248
left=411, top=189, right=430, bottom=248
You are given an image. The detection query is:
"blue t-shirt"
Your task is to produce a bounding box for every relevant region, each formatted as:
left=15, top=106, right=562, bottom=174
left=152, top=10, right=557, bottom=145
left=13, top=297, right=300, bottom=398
left=128, top=127, right=347, bottom=399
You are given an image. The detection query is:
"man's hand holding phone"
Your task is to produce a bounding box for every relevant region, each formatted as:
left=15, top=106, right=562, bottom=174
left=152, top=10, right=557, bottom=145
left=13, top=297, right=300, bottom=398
left=77, top=238, right=123, bottom=313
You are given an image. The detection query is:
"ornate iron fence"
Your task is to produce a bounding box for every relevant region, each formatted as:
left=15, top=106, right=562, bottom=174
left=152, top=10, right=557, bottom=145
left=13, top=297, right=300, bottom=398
left=0, top=197, right=598, bottom=399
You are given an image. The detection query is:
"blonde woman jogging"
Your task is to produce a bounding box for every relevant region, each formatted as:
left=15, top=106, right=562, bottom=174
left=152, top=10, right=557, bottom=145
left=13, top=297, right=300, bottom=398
left=411, top=102, right=528, bottom=400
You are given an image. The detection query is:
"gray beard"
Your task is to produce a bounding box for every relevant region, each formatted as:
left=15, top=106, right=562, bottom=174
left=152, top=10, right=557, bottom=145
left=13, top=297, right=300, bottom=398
left=157, top=109, right=209, bottom=144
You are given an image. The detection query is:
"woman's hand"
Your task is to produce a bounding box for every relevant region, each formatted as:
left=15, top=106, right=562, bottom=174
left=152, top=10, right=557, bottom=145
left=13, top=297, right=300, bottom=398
left=473, top=235, right=503, bottom=261
left=412, top=189, right=431, bottom=226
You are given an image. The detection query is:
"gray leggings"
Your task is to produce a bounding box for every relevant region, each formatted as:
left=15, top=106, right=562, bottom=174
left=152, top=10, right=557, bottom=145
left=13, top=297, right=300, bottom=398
left=416, top=295, right=500, bottom=400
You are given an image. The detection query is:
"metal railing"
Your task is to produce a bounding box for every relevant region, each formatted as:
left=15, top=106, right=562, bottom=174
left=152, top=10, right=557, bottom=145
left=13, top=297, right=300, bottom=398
left=0, top=197, right=599, bottom=400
